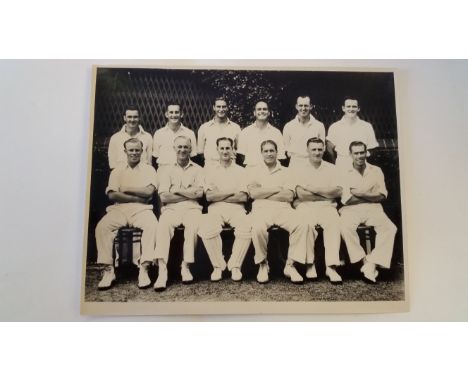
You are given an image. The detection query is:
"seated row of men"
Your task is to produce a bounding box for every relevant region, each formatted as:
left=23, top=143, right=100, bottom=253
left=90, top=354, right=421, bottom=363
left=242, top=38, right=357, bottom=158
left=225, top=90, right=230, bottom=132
left=108, top=96, right=379, bottom=171
left=95, top=135, right=397, bottom=291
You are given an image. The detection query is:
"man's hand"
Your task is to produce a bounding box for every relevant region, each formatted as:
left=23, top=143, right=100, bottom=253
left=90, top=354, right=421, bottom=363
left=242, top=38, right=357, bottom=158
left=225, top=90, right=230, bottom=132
left=134, top=195, right=152, bottom=204
left=350, top=187, right=369, bottom=198
left=248, top=182, right=261, bottom=189
left=169, top=185, right=181, bottom=194
left=350, top=187, right=385, bottom=203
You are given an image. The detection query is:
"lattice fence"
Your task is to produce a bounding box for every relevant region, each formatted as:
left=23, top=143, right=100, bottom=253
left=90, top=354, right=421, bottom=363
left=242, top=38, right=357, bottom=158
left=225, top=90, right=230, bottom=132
left=93, top=68, right=399, bottom=150
left=94, top=68, right=215, bottom=142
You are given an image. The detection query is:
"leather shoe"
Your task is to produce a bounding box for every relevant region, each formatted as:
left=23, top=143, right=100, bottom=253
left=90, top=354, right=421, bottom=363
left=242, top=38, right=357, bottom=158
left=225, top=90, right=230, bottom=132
left=154, top=267, right=168, bottom=292
left=325, top=266, right=342, bottom=284
left=231, top=267, right=242, bottom=281
left=306, top=264, right=318, bottom=280
left=211, top=267, right=223, bottom=282
left=138, top=264, right=151, bottom=289
left=284, top=264, right=303, bottom=284
left=360, top=262, right=378, bottom=284
left=181, top=265, right=194, bottom=284
left=257, top=262, right=269, bottom=284
left=98, top=266, right=116, bottom=290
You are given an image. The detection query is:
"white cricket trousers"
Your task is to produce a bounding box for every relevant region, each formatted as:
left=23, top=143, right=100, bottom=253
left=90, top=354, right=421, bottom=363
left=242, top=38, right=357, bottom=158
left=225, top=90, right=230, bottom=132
left=250, top=207, right=308, bottom=265
left=339, top=203, right=397, bottom=268
left=154, top=208, right=202, bottom=264
left=198, top=203, right=251, bottom=270
left=296, top=204, right=341, bottom=266
left=95, top=207, right=158, bottom=265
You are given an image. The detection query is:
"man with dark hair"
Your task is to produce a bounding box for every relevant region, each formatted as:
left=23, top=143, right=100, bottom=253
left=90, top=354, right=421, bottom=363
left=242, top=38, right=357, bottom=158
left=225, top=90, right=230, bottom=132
left=339, top=141, right=397, bottom=283
left=197, top=98, right=241, bottom=167
left=248, top=140, right=308, bottom=284
left=96, top=138, right=158, bottom=290
left=198, top=137, right=251, bottom=281
left=152, top=102, right=197, bottom=172
left=283, top=95, right=326, bottom=168
left=108, top=105, right=153, bottom=169
left=293, top=137, right=343, bottom=284
left=326, top=97, right=378, bottom=169
left=237, top=101, right=285, bottom=167
left=153, top=136, right=204, bottom=291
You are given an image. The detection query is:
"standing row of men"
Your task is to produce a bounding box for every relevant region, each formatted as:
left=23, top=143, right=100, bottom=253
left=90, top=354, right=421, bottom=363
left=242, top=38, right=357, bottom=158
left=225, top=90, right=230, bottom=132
left=108, top=96, right=379, bottom=171
left=94, top=96, right=397, bottom=292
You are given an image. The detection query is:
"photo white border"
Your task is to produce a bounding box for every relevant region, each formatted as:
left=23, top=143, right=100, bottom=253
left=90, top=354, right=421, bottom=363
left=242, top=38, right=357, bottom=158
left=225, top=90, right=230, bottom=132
left=81, top=62, right=409, bottom=316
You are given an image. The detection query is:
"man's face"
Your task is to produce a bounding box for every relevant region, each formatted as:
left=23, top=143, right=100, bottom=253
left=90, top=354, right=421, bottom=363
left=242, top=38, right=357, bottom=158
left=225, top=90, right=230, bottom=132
left=166, top=105, right=182, bottom=124
left=217, top=139, right=233, bottom=161
left=254, top=102, right=270, bottom=122
left=174, top=137, right=191, bottom=161
left=342, top=99, right=360, bottom=117
left=350, top=145, right=367, bottom=166
left=307, top=142, right=324, bottom=164
left=296, top=97, right=311, bottom=118
left=213, top=100, right=228, bottom=119
left=261, top=143, right=277, bottom=166
left=124, top=142, right=143, bottom=165
left=124, top=110, right=139, bottom=128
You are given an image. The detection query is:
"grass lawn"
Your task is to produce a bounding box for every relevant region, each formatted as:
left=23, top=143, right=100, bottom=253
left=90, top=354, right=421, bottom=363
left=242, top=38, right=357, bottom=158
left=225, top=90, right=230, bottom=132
left=84, top=262, right=404, bottom=303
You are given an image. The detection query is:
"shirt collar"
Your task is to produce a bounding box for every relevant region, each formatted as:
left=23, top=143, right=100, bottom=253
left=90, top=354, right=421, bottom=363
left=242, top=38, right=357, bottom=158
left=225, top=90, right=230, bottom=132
left=295, top=114, right=317, bottom=125
left=340, top=115, right=362, bottom=124
left=124, top=161, right=143, bottom=170
left=250, top=122, right=273, bottom=130
left=349, top=162, right=373, bottom=176
left=214, top=160, right=235, bottom=169
left=174, top=159, right=195, bottom=170
left=305, top=159, right=324, bottom=170
left=208, top=118, right=232, bottom=126
left=262, top=160, right=283, bottom=174
left=163, top=123, right=187, bottom=132
left=121, top=124, right=146, bottom=134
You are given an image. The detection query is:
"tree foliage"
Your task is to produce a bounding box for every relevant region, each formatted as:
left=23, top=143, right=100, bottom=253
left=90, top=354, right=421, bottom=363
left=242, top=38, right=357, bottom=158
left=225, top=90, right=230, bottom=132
left=192, top=70, right=288, bottom=128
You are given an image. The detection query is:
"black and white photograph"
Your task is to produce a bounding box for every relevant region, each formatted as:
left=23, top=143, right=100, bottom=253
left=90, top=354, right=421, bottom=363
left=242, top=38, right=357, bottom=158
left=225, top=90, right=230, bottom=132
left=81, top=64, right=407, bottom=315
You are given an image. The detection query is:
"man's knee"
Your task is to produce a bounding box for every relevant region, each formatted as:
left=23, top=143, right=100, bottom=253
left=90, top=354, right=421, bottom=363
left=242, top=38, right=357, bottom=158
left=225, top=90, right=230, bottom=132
left=385, top=220, right=398, bottom=235
left=95, top=216, right=112, bottom=236
left=339, top=215, right=358, bottom=231
left=158, top=212, right=174, bottom=228
left=198, top=220, right=222, bottom=239
left=251, top=221, right=267, bottom=235
left=234, top=228, right=251, bottom=239
left=138, top=213, right=158, bottom=229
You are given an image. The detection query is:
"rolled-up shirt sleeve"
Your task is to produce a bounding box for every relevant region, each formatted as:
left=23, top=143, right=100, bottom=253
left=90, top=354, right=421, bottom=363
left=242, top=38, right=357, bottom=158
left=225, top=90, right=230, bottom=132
left=238, top=177, right=249, bottom=194
left=197, top=124, right=206, bottom=154
left=189, top=131, right=198, bottom=158
left=145, top=143, right=153, bottom=166
left=202, top=168, right=215, bottom=192
left=246, top=167, right=258, bottom=196
left=283, top=169, right=297, bottom=195
left=194, top=168, right=204, bottom=189
left=275, top=130, right=286, bottom=160
left=366, top=123, right=379, bottom=150
left=107, top=135, right=119, bottom=170
left=326, top=124, right=337, bottom=146
left=375, top=167, right=388, bottom=198
left=152, top=133, right=160, bottom=159
left=105, top=168, right=120, bottom=194
left=340, top=172, right=353, bottom=205
left=148, top=167, right=158, bottom=189
left=158, top=170, right=171, bottom=194
left=237, top=130, right=246, bottom=156
left=318, top=123, right=326, bottom=142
